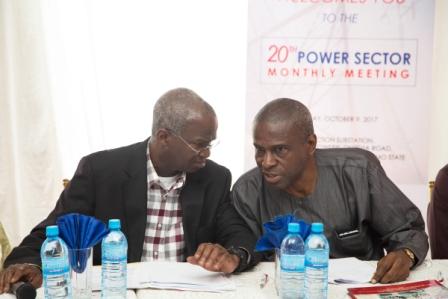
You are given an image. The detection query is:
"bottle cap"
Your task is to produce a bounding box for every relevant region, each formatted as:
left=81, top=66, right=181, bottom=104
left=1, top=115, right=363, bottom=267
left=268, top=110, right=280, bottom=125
left=311, top=222, right=324, bottom=233
left=288, top=222, right=300, bottom=233
left=109, top=219, right=121, bottom=230
left=46, top=225, right=59, bottom=237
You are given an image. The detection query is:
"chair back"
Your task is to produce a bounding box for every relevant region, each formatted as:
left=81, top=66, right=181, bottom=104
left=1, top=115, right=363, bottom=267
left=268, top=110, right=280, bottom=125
left=429, top=180, right=435, bottom=202
left=63, top=179, right=70, bottom=189
left=0, top=221, right=12, bottom=270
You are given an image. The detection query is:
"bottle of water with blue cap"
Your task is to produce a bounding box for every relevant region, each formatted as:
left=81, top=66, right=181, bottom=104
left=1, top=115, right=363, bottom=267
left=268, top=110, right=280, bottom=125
left=280, top=222, right=305, bottom=299
left=41, top=225, right=72, bottom=298
left=305, top=222, right=329, bottom=299
left=101, top=219, right=127, bottom=299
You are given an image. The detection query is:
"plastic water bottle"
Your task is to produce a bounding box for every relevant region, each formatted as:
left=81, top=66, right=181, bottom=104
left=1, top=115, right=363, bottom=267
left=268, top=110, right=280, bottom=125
left=101, top=219, right=128, bottom=299
left=41, top=225, right=72, bottom=299
left=305, top=222, right=329, bottom=299
left=280, top=222, right=305, bottom=299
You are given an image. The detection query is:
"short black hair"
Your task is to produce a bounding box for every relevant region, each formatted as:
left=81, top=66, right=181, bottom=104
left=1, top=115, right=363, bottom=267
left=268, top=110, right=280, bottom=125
left=254, top=98, right=314, bottom=141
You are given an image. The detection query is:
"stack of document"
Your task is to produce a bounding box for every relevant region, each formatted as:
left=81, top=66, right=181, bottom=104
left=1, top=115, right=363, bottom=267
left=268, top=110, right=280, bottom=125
left=328, top=257, right=375, bottom=284
left=92, top=261, right=236, bottom=292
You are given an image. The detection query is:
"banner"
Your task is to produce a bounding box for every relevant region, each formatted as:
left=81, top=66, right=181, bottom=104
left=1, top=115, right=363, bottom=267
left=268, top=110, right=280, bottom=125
left=246, top=0, right=435, bottom=207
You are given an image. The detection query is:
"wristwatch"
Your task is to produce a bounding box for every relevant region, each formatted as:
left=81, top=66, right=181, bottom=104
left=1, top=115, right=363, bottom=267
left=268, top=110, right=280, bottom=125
left=403, top=248, right=416, bottom=268
left=227, top=246, right=251, bottom=273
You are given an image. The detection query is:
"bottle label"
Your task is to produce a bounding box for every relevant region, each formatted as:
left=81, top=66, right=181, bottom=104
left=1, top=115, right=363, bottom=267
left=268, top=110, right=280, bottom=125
left=42, top=257, right=70, bottom=275
left=305, top=251, right=329, bottom=268
left=281, top=254, right=304, bottom=272
left=103, top=245, right=127, bottom=261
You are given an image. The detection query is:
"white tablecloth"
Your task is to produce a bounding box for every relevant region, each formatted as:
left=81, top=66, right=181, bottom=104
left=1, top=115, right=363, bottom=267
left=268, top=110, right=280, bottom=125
left=1, top=260, right=447, bottom=299
left=135, top=260, right=448, bottom=299
left=0, top=289, right=137, bottom=299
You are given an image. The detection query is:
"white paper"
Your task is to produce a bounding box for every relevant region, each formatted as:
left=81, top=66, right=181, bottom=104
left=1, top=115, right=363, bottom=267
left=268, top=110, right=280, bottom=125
left=92, top=261, right=235, bottom=292
left=328, top=257, right=375, bottom=284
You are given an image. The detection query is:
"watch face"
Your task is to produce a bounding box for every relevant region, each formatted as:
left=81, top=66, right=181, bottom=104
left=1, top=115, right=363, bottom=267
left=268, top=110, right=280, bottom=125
left=229, top=248, right=243, bottom=259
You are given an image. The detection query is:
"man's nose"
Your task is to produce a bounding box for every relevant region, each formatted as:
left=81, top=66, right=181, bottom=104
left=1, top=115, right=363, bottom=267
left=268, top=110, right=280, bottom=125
left=198, top=147, right=211, bottom=158
left=261, top=151, right=276, bottom=169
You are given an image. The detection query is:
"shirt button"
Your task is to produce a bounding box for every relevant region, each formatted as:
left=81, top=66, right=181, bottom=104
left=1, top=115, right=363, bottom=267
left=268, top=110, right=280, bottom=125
left=154, top=251, right=158, bottom=258
left=157, top=223, right=162, bottom=230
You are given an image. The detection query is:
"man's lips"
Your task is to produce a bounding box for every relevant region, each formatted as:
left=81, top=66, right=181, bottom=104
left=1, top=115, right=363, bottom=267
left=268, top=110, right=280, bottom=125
left=195, top=159, right=207, bottom=167
left=262, top=172, right=281, bottom=184
left=188, top=160, right=207, bottom=172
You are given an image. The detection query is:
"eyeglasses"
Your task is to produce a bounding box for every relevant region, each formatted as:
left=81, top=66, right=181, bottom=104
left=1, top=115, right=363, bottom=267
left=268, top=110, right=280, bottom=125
left=168, top=130, right=219, bottom=155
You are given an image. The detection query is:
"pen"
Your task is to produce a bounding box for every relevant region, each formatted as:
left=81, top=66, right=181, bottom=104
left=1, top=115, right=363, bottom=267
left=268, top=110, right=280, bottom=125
left=260, top=273, right=269, bottom=288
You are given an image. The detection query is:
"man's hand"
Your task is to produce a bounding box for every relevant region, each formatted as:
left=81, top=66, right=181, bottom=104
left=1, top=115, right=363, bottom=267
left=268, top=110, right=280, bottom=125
left=187, top=243, right=240, bottom=274
left=370, top=249, right=413, bottom=284
left=0, top=264, right=42, bottom=294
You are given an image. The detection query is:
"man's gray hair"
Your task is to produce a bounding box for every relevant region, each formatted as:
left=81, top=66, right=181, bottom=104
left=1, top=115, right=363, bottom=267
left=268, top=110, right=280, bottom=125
left=152, top=88, right=215, bottom=135
left=254, top=98, right=314, bottom=141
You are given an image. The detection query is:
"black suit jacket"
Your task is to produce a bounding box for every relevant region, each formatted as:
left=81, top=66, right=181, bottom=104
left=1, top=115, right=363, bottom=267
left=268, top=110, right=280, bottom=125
left=5, top=139, right=257, bottom=269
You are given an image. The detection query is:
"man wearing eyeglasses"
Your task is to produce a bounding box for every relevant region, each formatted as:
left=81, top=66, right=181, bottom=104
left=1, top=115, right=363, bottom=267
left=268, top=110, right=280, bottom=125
left=231, top=98, right=428, bottom=284
left=0, top=88, right=257, bottom=294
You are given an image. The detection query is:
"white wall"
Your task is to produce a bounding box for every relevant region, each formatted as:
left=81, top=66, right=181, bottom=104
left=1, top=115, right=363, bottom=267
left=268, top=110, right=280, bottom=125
left=41, top=1, right=249, bottom=182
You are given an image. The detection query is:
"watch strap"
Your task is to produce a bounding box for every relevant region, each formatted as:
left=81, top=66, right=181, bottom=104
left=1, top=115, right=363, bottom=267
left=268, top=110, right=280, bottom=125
left=227, top=246, right=251, bottom=273
left=403, top=248, right=416, bottom=268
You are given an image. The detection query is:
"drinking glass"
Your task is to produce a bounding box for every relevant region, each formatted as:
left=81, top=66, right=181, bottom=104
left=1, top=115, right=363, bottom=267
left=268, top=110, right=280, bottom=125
left=68, top=247, right=92, bottom=299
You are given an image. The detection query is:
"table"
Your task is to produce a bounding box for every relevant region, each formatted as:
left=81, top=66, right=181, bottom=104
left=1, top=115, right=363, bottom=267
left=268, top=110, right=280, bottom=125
left=0, top=289, right=137, bottom=299
left=1, top=260, right=447, bottom=298
left=134, top=260, right=448, bottom=299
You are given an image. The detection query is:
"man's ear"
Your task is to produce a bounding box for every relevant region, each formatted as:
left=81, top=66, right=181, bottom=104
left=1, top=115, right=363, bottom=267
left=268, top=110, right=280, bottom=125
left=155, top=128, right=170, bottom=146
left=307, top=134, right=317, bottom=154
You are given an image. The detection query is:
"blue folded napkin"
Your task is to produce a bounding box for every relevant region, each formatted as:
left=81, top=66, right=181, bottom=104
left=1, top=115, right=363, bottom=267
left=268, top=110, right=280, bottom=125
left=255, top=214, right=311, bottom=252
left=57, top=213, right=109, bottom=273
